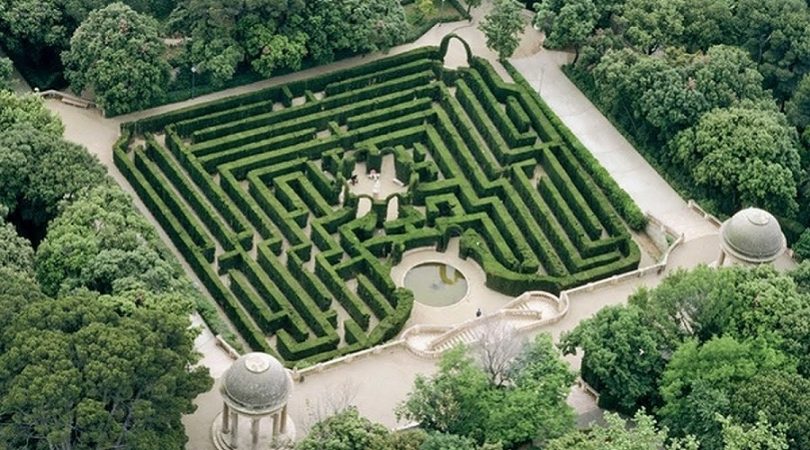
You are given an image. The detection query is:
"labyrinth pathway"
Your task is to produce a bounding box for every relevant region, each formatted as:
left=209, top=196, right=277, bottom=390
left=114, top=36, right=645, bottom=366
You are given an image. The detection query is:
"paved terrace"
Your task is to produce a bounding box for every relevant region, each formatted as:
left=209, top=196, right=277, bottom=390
left=34, top=1, right=772, bottom=448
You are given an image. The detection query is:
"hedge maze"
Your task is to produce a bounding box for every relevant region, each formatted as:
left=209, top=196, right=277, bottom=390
left=115, top=36, right=645, bottom=365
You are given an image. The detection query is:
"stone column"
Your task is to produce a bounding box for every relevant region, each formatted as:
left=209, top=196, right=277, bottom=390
left=279, top=405, right=288, bottom=434
left=272, top=412, right=281, bottom=436
left=222, top=402, right=231, bottom=434
left=718, top=250, right=726, bottom=266
left=251, top=417, right=260, bottom=450
left=230, top=411, right=240, bottom=448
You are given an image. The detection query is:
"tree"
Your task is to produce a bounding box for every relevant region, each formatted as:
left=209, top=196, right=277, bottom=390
left=472, top=322, right=525, bottom=387
left=787, top=73, right=810, bottom=129
left=676, top=0, right=736, bottom=52
left=0, top=57, right=13, bottom=91
left=416, top=0, right=436, bottom=22
left=304, top=0, right=407, bottom=64
left=794, top=229, right=810, bottom=261
left=398, top=334, right=575, bottom=448
left=36, top=184, right=181, bottom=297
left=545, top=410, right=699, bottom=450
left=733, top=0, right=810, bottom=104
left=0, top=291, right=211, bottom=449
left=534, top=0, right=598, bottom=63
left=62, top=2, right=170, bottom=115
left=465, top=0, right=483, bottom=15
left=0, top=90, right=63, bottom=137
left=397, top=345, right=491, bottom=438
left=659, top=337, right=795, bottom=450
left=671, top=106, right=803, bottom=217
left=560, top=304, right=673, bottom=413
left=729, top=371, right=810, bottom=450
left=420, top=432, right=478, bottom=450
left=0, top=0, right=70, bottom=54
left=296, top=407, right=391, bottom=450
left=0, top=220, right=35, bottom=277
left=619, top=0, right=685, bottom=54
left=718, top=413, right=789, bottom=450
left=479, top=0, right=525, bottom=59
left=0, top=124, right=106, bottom=234
left=241, top=17, right=308, bottom=79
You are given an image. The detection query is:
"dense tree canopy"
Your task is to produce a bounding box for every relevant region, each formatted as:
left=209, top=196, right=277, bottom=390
left=35, top=184, right=182, bottom=297
left=398, top=334, right=575, bottom=448
left=546, top=410, right=699, bottom=450
left=62, top=2, right=170, bottom=115
left=659, top=337, right=795, bottom=450
left=0, top=289, right=211, bottom=449
left=0, top=82, right=213, bottom=449
left=0, top=123, right=106, bottom=234
left=671, top=106, right=803, bottom=216
left=566, top=264, right=810, bottom=449
left=534, top=0, right=597, bottom=62
left=0, top=219, right=35, bottom=277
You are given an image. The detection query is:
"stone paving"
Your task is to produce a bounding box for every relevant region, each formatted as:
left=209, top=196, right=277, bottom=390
left=34, top=1, right=797, bottom=448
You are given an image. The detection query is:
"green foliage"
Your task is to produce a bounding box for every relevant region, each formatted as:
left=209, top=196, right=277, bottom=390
left=0, top=219, right=35, bottom=277
left=619, top=0, right=684, bottom=54
left=119, top=46, right=642, bottom=364
left=560, top=305, right=672, bottom=413
left=534, top=0, right=597, bottom=61
left=295, top=0, right=408, bottom=64
left=545, top=409, right=699, bottom=450
left=729, top=371, right=810, bottom=450
left=0, top=291, right=211, bottom=449
left=0, top=123, right=106, bottom=229
left=718, top=413, right=789, bottom=450
left=296, top=407, right=391, bottom=450
left=416, top=0, right=436, bottom=22
left=659, top=336, right=795, bottom=450
left=479, top=0, right=525, bottom=59
left=787, top=73, right=810, bottom=130
left=0, top=91, right=63, bottom=137
left=0, top=57, right=13, bottom=90
left=35, top=184, right=184, bottom=297
left=398, top=335, right=575, bottom=448
left=671, top=106, right=803, bottom=216
left=420, top=432, right=478, bottom=450
left=242, top=18, right=308, bottom=79
left=794, top=229, right=810, bottom=260
left=62, top=2, right=170, bottom=115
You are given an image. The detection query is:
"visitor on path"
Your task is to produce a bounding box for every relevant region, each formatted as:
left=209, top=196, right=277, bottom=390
left=476, top=308, right=482, bottom=318
left=350, top=174, right=358, bottom=185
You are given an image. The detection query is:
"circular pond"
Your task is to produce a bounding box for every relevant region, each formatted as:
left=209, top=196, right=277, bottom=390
left=403, top=262, right=468, bottom=307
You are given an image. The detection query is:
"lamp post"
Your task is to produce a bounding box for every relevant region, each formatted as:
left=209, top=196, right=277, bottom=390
left=191, top=65, right=197, bottom=99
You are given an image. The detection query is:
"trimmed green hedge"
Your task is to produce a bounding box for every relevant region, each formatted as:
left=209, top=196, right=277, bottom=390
left=116, top=39, right=645, bottom=365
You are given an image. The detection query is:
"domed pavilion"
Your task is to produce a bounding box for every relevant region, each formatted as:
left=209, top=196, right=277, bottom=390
left=212, top=352, right=294, bottom=449
left=718, top=207, right=786, bottom=265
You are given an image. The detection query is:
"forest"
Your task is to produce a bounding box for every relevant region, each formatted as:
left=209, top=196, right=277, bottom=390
left=0, top=0, right=467, bottom=115
left=534, top=0, right=810, bottom=256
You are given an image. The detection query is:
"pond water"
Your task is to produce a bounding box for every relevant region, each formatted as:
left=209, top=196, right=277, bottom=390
left=403, top=262, right=468, bottom=307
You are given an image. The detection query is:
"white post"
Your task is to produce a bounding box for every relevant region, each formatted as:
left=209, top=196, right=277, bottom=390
left=230, top=411, right=239, bottom=448
left=251, top=417, right=260, bottom=450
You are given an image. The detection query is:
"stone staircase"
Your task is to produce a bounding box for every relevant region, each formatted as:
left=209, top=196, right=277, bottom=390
left=401, top=291, right=568, bottom=358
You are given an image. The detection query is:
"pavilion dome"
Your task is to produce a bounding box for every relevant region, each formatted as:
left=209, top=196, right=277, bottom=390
left=720, top=207, right=786, bottom=263
left=220, top=352, right=292, bottom=414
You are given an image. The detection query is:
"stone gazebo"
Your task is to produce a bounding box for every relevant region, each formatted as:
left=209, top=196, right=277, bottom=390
left=212, top=352, right=294, bottom=449
left=718, top=207, right=787, bottom=266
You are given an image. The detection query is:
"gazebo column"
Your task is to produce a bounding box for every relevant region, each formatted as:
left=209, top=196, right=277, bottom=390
left=251, top=418, right=260, bottom=450
left=717, top=250, right=726, bottom=266
left=279, top=405, right=288, bottom=434
left=222, top=403, right=231, bottom=434
left=230, top=411, right=240, bottom=448
left=272, top=412, right=281, bottom=436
